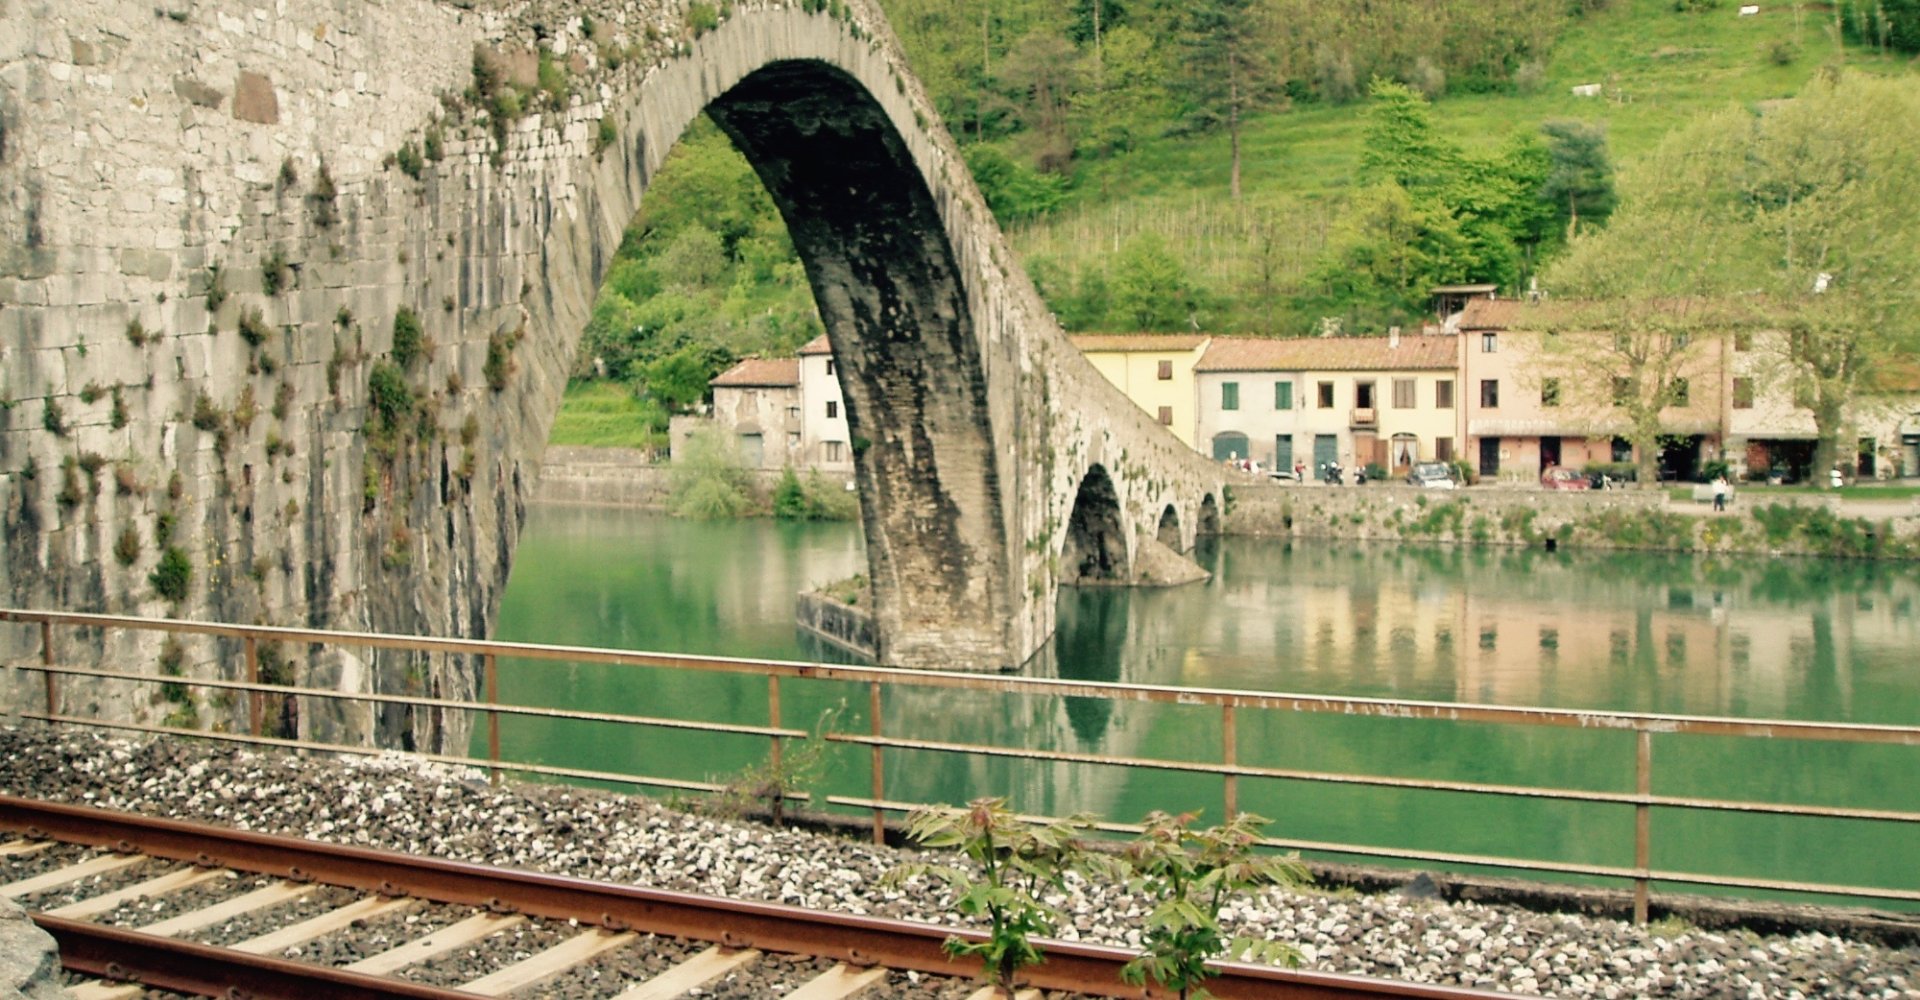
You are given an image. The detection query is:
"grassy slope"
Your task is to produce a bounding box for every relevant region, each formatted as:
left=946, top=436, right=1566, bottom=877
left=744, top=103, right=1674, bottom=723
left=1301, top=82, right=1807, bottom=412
left=1011, top=0, right=1911, bottom=317
left=546, top=381, right=667, bottom=450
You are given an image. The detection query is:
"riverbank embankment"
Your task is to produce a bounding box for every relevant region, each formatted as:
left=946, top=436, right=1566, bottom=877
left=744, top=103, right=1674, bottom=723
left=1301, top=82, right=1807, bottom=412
left=536, top=447, right=1920, bottom=560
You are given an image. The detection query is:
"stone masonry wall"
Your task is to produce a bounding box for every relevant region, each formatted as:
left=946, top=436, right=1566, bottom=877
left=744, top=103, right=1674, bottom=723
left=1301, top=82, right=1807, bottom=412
left=1, top=0, right=1226, bottom=747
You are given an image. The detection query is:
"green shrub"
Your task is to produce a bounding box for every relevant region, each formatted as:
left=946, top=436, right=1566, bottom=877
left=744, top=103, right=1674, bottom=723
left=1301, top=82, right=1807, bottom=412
left=261, top=246, right=291, bottom=295
left=395, top=141, right=424, bottom=180
left=669, top=428, right=751, bottom=518
left=594, top=116, right=618, bottom=155
left=42, top=398, right=66, bottom=436
left=309, top=160, right=338, bottom=227
left=537, top=48, right=569, bottom=106
left=685, top=2, right=720, bottom=35
left=238, top=307, right=271, bottom=348
left=367, top=361, right=414, bottom=437
left=150, top=545, right=192, bottom=601
left=190, top=392, right=223, bottom=432
left=484, top=332, right=516, bottom=390
left=391, top=306, right=424, bottom=368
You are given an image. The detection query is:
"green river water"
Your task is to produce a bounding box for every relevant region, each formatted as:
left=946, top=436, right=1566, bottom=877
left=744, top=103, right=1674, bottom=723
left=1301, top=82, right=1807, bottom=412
left=490, top=504, right=1920, bottom=907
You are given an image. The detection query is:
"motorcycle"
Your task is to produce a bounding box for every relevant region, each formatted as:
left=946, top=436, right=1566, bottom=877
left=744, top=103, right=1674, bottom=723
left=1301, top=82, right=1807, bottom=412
left=1322, top=462, right=1344, bottom=486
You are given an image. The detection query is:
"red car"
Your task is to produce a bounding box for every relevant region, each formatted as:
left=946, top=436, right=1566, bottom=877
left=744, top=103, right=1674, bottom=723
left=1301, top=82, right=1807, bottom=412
left=1540, top=465, right=1591, bottom=491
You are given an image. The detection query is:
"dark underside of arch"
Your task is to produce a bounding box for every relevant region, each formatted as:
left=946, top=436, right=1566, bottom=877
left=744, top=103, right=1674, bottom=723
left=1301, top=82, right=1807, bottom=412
left=707, top=60, right=1010, bottom=661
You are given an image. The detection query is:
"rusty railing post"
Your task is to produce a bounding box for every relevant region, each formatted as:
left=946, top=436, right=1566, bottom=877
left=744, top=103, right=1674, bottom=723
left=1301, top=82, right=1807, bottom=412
left=870, top=679, right=885, bottom=845
left=485, top=654, right=500, bottom=786
left=1222, top=703, right=1239, bottom=818
left=768, top=675, right=784, bottom=773
left=244, top=636, right=261, bottom=737
left=40, top=619, right=55, bottom=722
left=1634, top=727, right=1652, bottom=924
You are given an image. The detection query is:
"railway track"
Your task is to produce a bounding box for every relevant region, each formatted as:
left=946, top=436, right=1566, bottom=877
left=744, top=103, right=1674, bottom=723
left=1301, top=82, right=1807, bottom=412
left=0, top=795, right=1506, bottom=999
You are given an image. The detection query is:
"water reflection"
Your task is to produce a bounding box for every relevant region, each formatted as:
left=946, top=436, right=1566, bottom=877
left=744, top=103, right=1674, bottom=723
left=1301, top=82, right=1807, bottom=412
left=492, top=507, right=1920, bottom=900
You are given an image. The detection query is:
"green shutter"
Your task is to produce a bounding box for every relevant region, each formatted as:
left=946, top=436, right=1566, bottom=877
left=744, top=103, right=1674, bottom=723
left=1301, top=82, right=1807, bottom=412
left=1275, top=381, right=1292, bottom=410
left=1222, top=382, right=1239, bottom=411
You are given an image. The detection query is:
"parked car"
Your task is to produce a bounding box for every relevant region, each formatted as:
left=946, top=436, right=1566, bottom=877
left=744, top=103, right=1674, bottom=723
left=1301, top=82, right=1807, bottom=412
left=1540, top=465, right=1591, bottom=491
left=1406, top=462, right=1457, bottom=489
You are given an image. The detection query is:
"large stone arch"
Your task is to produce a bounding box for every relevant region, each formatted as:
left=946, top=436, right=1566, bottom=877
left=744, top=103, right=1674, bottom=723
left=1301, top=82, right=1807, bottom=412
left=0, top=0, right=1225, bottom=748
left=1061, top=464, right=1128, bottom=586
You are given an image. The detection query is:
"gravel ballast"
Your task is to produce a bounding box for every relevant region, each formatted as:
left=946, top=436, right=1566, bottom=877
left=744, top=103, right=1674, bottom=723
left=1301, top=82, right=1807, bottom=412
left=1, top=725, right=1914, bottom=999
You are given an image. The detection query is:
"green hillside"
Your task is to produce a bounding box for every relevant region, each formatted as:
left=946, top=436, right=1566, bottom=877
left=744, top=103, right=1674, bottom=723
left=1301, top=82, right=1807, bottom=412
left=552, top=0, right=1916, bottom=444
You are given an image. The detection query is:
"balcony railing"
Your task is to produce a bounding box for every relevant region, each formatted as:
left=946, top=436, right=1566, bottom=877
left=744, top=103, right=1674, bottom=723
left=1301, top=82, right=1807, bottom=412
left=1350, top=406, right=1377, bottom=427
left=3, top=607, right=1918, bottom=925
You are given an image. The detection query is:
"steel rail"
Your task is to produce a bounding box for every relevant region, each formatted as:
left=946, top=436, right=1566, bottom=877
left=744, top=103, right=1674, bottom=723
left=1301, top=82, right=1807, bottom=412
left=7, top=608, right=1918, bottom=744
left=827, top=733, right=1920, bottom=824
left=39, top=914, right=482, bottom=1000
left=2, top=796, right=1507, bottom=1000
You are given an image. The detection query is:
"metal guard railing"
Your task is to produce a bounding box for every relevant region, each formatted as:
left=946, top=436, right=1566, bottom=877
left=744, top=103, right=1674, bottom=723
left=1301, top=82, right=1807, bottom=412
left=4, top=608, right=1917, bottom=924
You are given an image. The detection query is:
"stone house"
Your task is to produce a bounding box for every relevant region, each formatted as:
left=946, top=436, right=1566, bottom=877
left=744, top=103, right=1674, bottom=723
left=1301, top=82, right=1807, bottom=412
left=706, top=357, right=803, bottom=470
left=1069, top=334, right=1211, bottom=448
left=1193, top=333, right=1460, bottom=476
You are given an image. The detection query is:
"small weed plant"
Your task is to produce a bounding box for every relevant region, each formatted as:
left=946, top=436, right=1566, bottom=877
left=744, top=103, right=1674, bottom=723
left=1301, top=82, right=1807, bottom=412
left=887, top=798, right=1097, bottom=996
left=1119, top=811, right=1309, bottom=999
left=707, top=703, right=842, bottom=825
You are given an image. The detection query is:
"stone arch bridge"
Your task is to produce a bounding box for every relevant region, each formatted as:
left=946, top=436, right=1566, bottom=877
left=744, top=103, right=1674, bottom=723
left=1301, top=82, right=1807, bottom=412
left=0, top=0, right=1222, bottom=749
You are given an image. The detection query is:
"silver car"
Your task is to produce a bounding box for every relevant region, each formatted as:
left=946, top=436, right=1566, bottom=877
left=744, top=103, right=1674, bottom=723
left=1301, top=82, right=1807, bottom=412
left=1407, top=462, right=1457, bottom=489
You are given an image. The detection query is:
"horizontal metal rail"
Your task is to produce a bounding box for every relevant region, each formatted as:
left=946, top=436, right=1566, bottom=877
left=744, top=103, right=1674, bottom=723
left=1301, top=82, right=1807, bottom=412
left=828, top=733, right=1920, bottom=824
left=6, top=606, right=1919, bottom=921
left=3, top=796, right=1507, bottom=1000
left=6, top=608, right=1916, bottom=744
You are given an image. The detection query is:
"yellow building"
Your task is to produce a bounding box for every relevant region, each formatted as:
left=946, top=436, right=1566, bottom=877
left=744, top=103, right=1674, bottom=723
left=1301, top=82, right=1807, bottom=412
left=1070, top=335, right=1211, bottom=448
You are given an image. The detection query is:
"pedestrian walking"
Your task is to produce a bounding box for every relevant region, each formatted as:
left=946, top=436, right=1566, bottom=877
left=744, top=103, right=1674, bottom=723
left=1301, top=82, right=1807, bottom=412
left=1711, top=475, right=1728, bottom=512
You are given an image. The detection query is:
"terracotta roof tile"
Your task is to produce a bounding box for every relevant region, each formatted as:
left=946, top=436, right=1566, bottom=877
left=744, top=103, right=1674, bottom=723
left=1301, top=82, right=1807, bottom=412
left=1458, top=298, right=1524, bottom=331
left=1195, top=335, right=1457, bottom=373
left=1070, top=334, right=1210, bottom=352
left=709, top=357, right=800, bottom=388
left=798, top=334, right=833, bottom=356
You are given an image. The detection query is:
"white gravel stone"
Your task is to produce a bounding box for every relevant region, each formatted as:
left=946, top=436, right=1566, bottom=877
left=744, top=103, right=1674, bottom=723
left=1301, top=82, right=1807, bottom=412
left=1, top=725, right=1915, bottom=999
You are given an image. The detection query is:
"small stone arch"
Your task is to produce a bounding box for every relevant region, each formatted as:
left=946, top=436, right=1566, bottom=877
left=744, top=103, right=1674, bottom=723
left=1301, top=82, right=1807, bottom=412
left=1157, top=504, right=1182, bottom=550
left=1197, top=493, right=1221, bottom=536
left=1062, top=465, right=1130, bottom=585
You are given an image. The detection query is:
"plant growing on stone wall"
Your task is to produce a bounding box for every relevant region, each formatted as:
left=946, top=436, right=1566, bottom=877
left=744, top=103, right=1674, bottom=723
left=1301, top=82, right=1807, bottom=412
left=154, top=511, right=176, bottom=546
left=271, top=381, right=293, bottom=421
left=55, top=457, right=83, bottom=509
left=42, top=397, right=66, bottom=436
left=309, top=160, right=338, bottom=227
left=260, top=247, right=292, bottom=295
left=113, top=523, right=142, bottom=567
left=367, top=362, right=415, bottom=449
left=232, top=384, right=259, bottom=433
left=109, top=386, right=128, bottom=429
left=483, top=331, right=517, bottom=391
left=190, top=391, right=224, bottom=433
left=536, top=47, right=569, bottom=107
left=594, top=116, right=617, bottom=156
left=203, top=262, right=228, bottom=313
left=77, top=382, right=102, bottom=404
left=395, top=141, right=424, bottom=180
left=278, top=157, right=299, bottom=189
left=150, top=545, right=192, bottom=602
left=391, top=307, right=424, bottom=369
left=424, top=125, right=444, bottom=162
left=238, top=307, right=271, bottom=349
left=886, top=799, right=1100, bottom=997
left=114, top=464, right=142, bottom=497
left=1118, top=811, right=1308, bottom=999
left=686, top=2, right=720, bottom=36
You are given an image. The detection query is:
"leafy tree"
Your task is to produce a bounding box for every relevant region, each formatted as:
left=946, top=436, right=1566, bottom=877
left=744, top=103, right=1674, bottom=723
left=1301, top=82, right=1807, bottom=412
left=1538, top=119, right=1617, bottom=241
left=1838, top=0, right=1920, bottom=51
left=1357, top=79, right=1459, bottom=191
left=964, top=145, right=1070, bottom=222
left=1304, top=182, right=1470, bottom=331
left=996, top=30, right=1084, bottom=171
left=642, top=344, right=732, bottom=413
left=1107, top=232, right=1200, bottom=331
left=1069, top=24, right=1172, bottom=158
left=1174, top=0, right=1283, bottom=200
left=1547, top=72, right=1920, bottom=478
left=669, top=427, right=752, bottom=519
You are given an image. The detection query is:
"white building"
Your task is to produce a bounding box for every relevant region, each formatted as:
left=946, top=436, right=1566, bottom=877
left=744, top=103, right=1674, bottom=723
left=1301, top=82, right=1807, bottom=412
left=798, top=335, right=852, bottom=472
